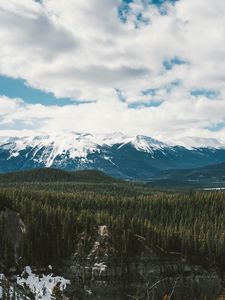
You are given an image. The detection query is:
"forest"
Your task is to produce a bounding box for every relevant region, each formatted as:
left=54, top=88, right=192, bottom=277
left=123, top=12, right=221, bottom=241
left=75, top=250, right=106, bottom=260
left=0, top=169, right=225, bottom=273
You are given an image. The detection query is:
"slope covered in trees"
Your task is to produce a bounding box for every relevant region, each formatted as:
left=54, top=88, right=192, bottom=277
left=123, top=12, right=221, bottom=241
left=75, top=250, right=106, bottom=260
left=0, top=173, right=225, bottom=273
left=0, top=168, right=116, bottom=184
left=151, top=162, right=225, bottom=187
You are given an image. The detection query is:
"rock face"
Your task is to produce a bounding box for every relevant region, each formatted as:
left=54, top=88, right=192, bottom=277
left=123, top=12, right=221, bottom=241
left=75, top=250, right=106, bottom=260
left=62, top=226, right=221, bottom=299
left=0, top=209, right=26, bottom=264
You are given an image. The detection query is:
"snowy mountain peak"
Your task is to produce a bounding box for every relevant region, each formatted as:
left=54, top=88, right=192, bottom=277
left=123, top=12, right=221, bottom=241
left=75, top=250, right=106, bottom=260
left=0, top=132, right=171, bottom=168
left=1, top=132, right=225, bottom=179
left=1, top=133, right=225, bottom=157
left=167, top=136, right=225, bottom=150
left=131, top=135, right=169, bottom=153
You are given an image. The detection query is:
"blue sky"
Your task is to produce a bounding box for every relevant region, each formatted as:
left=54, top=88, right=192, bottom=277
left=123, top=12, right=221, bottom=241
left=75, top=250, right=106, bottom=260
left=119, top=0, right=178, bottom=23
left=122, top=0, right=178, bottom=6
left=0, top=0, right=179, bottom=108
left=0, top=76, right=72, bottom=106
left=0, top=0, right=225, bottom=139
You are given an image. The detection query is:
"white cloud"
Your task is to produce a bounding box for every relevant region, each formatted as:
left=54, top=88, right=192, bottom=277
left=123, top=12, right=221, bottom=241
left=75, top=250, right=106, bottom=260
left=0, top=0, right=225, bottom=139
left=1, top=95, right=225, bottom=141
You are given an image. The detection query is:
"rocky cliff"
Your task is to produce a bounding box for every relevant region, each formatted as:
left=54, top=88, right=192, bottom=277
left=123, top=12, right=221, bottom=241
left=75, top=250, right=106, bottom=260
left=0, top=209, right=26, bottom=267
left=61, top=226, right=221, bottom=300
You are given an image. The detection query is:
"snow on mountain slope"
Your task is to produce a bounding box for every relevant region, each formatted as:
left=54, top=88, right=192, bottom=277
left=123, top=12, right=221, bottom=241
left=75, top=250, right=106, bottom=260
left=1, top=133, right=225, bottom=158
left=0, top=133, right=100, bottom=167
left=0, top=132, right=171, bottom=169
left=0, top=132, right=168, bottom=158
left=96, top=132, right=132, bottom=146
left=1, top=132, right=225, bottom=179
left=1, top=132, right=225, bottom=171
left=131, top=135, right=169, bottom=153
left=167, top=136, right=225, bottom=149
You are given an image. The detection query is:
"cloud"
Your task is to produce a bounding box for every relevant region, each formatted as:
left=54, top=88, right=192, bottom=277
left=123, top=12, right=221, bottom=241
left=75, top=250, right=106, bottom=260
left=1, top=94, right=225, bottom=141
left=0, top=1, right=77, bottom=56
left=0, top=0, right=225, bottom=139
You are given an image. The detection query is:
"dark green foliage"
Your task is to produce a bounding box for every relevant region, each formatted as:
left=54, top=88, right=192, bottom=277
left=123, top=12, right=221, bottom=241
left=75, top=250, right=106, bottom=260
left=151, top=162, right=225, bottom=188
left=0, top=174, right=225, bottom=271
left=0, top=168, right=115, bottom=184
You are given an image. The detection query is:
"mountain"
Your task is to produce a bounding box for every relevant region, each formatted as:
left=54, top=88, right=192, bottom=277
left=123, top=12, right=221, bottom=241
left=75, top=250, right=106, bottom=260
left=166, top=136, right=225, bottom=149
left=1, top=132, right=225, bottom=180
left=150, top=162, right=225, bottom=187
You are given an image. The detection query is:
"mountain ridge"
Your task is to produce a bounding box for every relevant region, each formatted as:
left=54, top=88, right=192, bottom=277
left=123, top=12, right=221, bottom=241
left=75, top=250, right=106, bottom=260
left=1, top=132, right=225, bottom=180
left=150, top=162, right=225, bottom=188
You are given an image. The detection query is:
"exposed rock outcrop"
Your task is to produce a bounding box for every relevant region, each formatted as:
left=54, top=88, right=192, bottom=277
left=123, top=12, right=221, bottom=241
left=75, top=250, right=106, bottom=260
left=0, top=209, right=26, bottom=264
left=62, top=226, right=221, bottom=299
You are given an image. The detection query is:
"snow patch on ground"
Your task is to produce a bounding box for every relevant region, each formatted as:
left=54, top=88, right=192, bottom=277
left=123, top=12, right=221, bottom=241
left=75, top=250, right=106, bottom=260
left=0, top=267, right=70, bottom=300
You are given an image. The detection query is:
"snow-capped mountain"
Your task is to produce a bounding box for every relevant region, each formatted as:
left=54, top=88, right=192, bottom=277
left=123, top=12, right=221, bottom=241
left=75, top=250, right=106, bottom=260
left=167, top=136, right=225, bottom=150
left=0, top=132, right=169, bottom=163
left=1, top=132, right=225, bottom=180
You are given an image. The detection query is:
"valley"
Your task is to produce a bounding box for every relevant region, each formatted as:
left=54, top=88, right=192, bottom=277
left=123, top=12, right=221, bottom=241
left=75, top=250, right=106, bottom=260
left=1, top=0, right=224, bottom=298
left=0, top=169, right=225, bottom=299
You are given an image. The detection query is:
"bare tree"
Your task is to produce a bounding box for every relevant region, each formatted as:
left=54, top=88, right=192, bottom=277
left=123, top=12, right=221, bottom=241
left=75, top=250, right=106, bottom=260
left=127, top=276, right=180, bottom=300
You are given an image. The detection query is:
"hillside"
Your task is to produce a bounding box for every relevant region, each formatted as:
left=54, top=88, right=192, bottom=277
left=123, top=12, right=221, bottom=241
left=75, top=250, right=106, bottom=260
left=0, top=168, right=115, bottom=184
left=0, top=169, right=224, bottom=299
left=151, top=162, right=225, bottom=187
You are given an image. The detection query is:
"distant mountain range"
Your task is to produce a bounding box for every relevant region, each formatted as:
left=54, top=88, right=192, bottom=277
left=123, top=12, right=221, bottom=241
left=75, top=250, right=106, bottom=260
left=1, top=132, right=225, bottom=181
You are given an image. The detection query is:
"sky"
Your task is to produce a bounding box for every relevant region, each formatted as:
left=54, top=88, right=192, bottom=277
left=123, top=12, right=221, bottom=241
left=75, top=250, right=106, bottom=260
left=0, top=0, right=225, bottom=139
